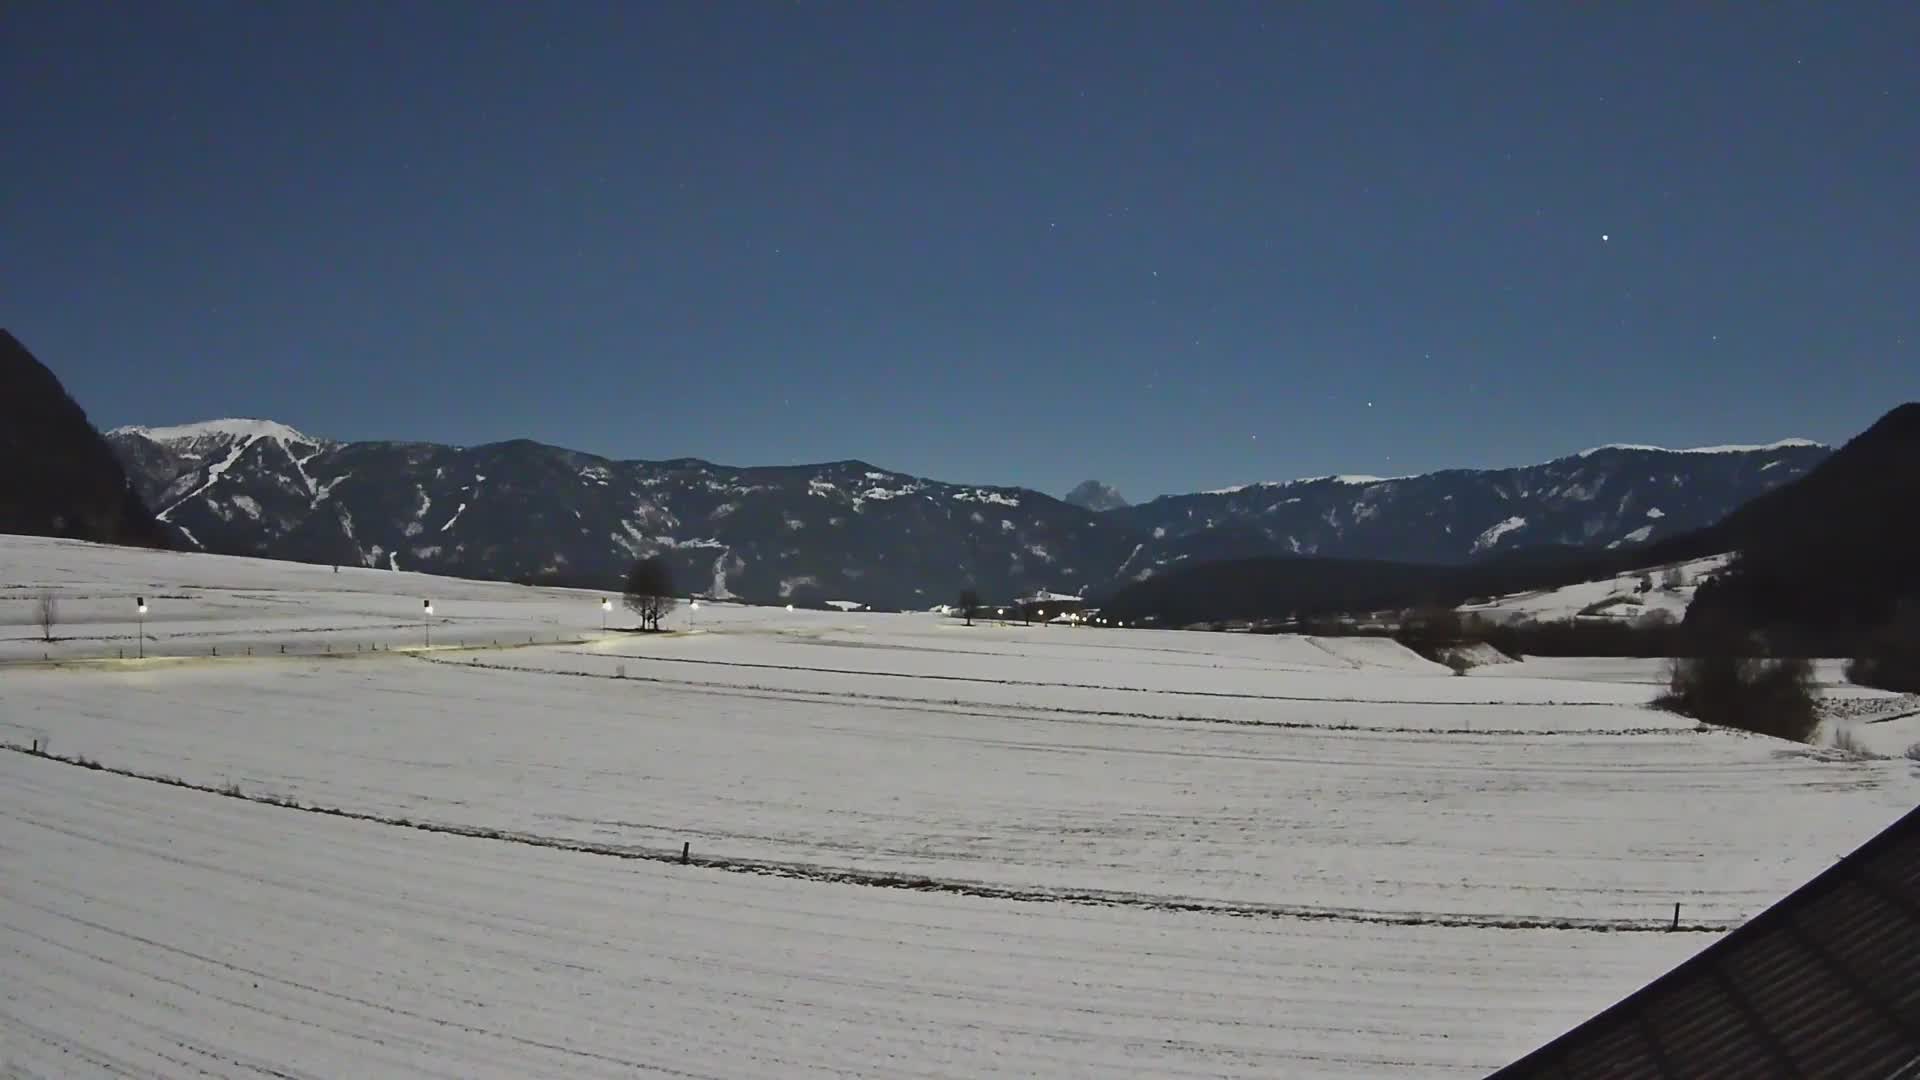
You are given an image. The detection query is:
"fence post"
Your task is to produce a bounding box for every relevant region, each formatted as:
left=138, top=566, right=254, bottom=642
left=681, top=842, right=691, bottom=864
left=1672, top=902, right=1680, bottom=930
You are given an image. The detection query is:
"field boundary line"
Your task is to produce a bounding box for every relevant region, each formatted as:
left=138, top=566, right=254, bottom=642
left=4, top=742, right=1733, bottom=935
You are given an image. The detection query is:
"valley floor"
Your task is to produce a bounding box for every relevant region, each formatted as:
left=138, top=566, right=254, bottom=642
left=4, top=535, right=1917, bottom=1076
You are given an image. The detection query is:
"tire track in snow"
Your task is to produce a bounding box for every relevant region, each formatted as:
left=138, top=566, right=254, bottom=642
left=562, top=649, right=1627, bottom=707
left=419, top=653, right=1691, bottom=738
left=2, top=745, right=1731, bottom=935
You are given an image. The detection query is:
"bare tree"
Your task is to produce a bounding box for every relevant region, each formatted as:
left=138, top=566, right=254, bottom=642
left=35, top=592, right=57, bottom=643
left=1661, top=566, right=1686, bottom=592
left=958, top=588, right=981, bottom=627
left=623, top=557, right=678, bottom=632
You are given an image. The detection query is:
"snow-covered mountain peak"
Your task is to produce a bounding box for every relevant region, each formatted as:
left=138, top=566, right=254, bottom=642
left=112, top=418, right=322, bottom=447
left=1574, top=437, right=1823, bottom=458
left=1064, top=480, right=1128, bottom=511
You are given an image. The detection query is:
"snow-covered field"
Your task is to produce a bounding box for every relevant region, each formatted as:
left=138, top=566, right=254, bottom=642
left=5, top=535, right=1918, bottom=1076
left=1459, top=554, right=1729, bottom=625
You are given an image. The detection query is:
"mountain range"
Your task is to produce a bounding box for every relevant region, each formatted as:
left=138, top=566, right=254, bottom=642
left=1102, top=403, right=1917, bottom=643
left=103, top=417, right=1828, bottom=609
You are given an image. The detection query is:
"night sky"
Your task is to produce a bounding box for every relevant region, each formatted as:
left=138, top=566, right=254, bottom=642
left=5, top=3, right=1915, bottom=500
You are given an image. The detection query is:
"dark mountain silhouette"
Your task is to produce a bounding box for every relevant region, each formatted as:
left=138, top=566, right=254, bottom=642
left=0, top=330, right=168, bottom=548
left=1684, top=402, right=1920, bottom=642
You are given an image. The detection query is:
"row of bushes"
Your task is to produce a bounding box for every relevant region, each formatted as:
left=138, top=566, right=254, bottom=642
left=1655, top=655, right=1820, bottom=743
left=1842, top=619, right=1920, bottom=693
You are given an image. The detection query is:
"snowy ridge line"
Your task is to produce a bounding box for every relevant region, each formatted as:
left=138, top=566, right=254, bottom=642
left=1, top=745, right=1732, bottom=934
left=536, top=649, right=1630, bottom=707
left=425, top=653, right=1695, bottom=737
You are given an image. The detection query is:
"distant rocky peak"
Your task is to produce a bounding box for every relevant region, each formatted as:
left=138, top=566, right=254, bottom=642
left=1064, top=480, right=1128, bottom=512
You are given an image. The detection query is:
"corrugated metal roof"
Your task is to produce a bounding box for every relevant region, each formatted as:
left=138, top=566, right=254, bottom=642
left=1491, top=803, right=1920, bottom=1080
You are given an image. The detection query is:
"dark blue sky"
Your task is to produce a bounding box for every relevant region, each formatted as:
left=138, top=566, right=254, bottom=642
left=5, top=3, right=1915, bottom=499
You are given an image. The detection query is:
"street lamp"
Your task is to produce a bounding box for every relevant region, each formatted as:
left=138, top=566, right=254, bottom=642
left=600, top=597, right=611, bottom=633
left=423, top=599, right=433, bottom=648
left=136, top=597, right=147, bottom=660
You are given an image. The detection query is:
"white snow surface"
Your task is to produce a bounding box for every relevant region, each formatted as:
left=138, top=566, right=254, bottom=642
left=1461, top=554, right=1731, bottom=625
left=1472, top=515, right=1529, bottom=553
left=112, top=417, right=319, bottom=445
left=1575, top=437, right=1822, bottom=457
left=3, top=534, right=1917, bottom=1076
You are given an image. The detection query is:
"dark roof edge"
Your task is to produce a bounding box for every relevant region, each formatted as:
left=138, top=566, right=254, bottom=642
left=1487, top=801, right=1920, bottom=1078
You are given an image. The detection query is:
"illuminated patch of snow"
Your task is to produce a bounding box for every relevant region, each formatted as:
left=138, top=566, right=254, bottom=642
left=438, top=503, right=466, bottom=533
left=1472, top=516, right=1528, bottom=553
left=953, top=490, right=1020, bottom=507
left=709, top=553, right=739, bottom=600
left=310, top=472, right=352, bottom=511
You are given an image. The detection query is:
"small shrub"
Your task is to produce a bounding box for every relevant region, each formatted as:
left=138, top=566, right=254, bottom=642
left=1655, top=654, right=1819, bottom=743
left=1830, top=725, right=1884, bottom=760
left=1906, top=742, right=1920, bottom=762
left=35, top=592, right=57, bottom=643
